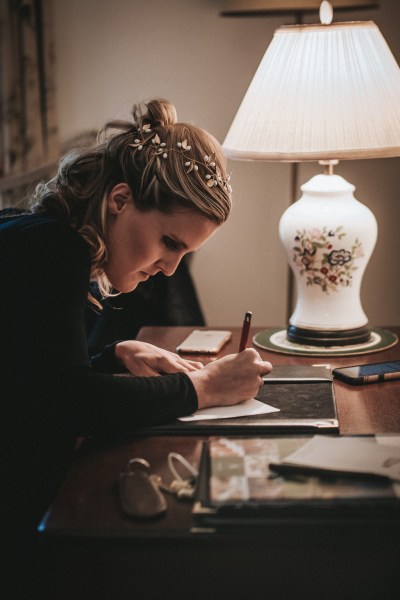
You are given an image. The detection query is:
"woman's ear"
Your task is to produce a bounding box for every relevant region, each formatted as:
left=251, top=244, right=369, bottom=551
left=107, top=183, right=132, bottom=215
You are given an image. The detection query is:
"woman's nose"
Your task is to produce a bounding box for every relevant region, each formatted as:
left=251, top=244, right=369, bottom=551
left=155, top=255, right=182, bottom=277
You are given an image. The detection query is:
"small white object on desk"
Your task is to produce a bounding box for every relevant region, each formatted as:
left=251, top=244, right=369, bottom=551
left=178, top=398, right=280, bottom=422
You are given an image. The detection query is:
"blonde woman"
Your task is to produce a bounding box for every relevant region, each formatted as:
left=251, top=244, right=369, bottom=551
left=0, top=99, right=271, bottom=544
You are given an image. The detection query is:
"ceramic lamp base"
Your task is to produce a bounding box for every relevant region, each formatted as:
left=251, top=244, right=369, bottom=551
left=279, top=172, right=378, bottom=346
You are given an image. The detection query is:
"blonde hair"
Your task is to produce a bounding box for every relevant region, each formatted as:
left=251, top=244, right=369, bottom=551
left=31, top=99, right=232, bottom=305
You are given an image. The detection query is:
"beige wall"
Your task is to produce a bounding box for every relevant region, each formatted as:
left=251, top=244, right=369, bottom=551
left=54, top=0, right=400, bottom=328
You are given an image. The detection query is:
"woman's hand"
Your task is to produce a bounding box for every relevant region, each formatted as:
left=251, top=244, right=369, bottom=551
left=188, top=348, right=272, bottom=409
left=114, top=340, right=204, bottom=376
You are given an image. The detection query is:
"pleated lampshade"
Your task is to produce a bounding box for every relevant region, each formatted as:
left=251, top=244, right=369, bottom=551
left=223, top=21, right=400, bottom=162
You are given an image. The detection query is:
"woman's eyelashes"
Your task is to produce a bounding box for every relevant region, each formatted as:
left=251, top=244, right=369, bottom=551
left=162, top=236, right=180, bottom=251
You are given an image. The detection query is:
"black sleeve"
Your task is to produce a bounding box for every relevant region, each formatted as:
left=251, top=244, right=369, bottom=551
left=1, top=217, right=198, bottom=436
left=50, top=368, right=198, bottom=436
left=91, top=341, right=128, bottom=373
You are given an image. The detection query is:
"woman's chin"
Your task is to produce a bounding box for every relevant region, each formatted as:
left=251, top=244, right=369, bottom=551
left=122, top=282, right=140, bottom=293
left=108, top=272, right=149, bottom=293
left=110, top=280, right=140, bottom=294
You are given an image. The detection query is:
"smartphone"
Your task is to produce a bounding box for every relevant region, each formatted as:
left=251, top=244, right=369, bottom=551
left=176, top=330, right=232, bottom=354
left=333, top=361, right=400, bottom=385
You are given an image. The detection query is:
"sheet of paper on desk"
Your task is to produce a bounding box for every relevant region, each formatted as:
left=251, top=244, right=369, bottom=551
left=277, top=435, right=400, bottom=483
left=178, top=398, right=280, bottom=422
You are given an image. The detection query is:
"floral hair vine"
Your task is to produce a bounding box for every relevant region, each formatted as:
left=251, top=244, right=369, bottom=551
left=129, top=124, right=232, bottom=193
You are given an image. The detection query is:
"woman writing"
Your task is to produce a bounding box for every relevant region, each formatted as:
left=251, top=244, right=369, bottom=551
left=0, top=99, right=272, bottom=545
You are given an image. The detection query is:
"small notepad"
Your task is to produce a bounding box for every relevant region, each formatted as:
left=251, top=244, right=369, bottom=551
left=273, top=435, right=400, bottom=482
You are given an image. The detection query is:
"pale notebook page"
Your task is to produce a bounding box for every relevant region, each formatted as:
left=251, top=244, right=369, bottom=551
left=178, top=398, right=280, bottom=422
left=279, top=435, right=400, bottom=484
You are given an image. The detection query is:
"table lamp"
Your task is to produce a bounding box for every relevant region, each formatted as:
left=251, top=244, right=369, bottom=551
left=223, top=0, right=400, bottom=346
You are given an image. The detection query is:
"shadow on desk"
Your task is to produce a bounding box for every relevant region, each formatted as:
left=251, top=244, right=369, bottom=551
left=39, top=524, right=400, bottom=600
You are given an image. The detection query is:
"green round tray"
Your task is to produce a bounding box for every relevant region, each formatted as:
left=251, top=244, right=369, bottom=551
left=253, top=327, right=398, bottom=357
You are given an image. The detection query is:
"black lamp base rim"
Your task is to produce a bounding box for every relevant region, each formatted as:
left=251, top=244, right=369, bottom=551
left=287, top=325, right=371, bottom=346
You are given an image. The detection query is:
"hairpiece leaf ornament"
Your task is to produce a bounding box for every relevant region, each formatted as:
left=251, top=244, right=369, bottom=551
left=129, top=130, right=232, bottom=194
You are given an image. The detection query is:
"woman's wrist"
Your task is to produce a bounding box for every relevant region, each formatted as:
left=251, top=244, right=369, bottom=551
left=188, top=369, right=213, bottom=409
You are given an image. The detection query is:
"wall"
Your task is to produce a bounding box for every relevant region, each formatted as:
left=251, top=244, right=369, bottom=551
left=53, top=0, right=400, bottom=328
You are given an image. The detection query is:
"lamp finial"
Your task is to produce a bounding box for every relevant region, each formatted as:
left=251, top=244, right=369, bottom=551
left=320, top=1, right=333, bottom=25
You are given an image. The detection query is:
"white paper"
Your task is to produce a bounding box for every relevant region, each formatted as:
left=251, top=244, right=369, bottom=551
left=280, top=435, right=400, bottom=482
left=178, top=398, right=280, bottom=422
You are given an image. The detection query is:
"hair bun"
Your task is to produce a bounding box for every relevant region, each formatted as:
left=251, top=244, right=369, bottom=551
left=133, top=98, right=177, bottom=131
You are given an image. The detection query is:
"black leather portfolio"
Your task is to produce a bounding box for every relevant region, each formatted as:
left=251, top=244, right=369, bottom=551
left=144, top=365, right=339, bottom=435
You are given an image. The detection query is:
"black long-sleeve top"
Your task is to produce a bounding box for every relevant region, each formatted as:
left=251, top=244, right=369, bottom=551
left=0, top=210, right=197, bottom=528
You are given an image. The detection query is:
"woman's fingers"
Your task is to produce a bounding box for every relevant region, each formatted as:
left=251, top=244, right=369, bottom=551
left=156, top=354, right=204, bottom=374
left=184, top=359, right=205, bottom=370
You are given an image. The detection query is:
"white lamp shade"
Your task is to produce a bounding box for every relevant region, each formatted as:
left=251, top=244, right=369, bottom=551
left=223, top=21, right=400, bottom=161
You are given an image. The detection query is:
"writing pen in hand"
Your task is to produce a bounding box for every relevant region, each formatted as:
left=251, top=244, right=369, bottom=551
left=238, top=311, right=252, bottom=352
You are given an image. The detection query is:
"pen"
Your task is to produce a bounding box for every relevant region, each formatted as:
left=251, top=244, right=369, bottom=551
left=238, top=311, right=252, bottom=352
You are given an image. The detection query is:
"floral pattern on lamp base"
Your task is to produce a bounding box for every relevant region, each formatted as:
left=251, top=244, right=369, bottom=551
left=292, top=226, right=364, bottom=294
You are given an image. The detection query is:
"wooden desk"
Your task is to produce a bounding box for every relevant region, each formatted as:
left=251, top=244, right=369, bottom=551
left=39, top=327, right=400, bottom=600
left=137, top=326, right=400, bottom=435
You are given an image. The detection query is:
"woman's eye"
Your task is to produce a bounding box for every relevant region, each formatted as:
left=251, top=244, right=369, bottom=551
left=163, top=236, right=179, bottom=251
